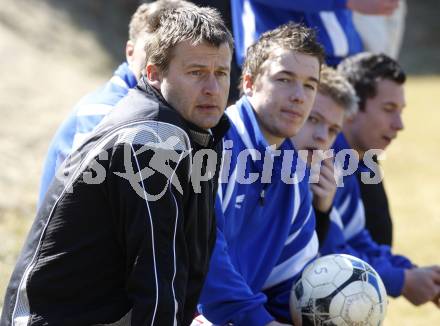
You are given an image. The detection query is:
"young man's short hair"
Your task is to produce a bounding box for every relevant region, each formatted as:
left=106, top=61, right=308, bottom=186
left=128, top=0, right=195, bottom=42
left=241, top=22, right=325, bottom=87
left=337, top=52, right=406, bottom=111
left=145, top=6, right=234, bottom=72
left=319, top=65, right=359, bottom=117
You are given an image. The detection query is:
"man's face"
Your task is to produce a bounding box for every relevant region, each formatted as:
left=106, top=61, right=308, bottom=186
left=245, top=49, right=320, bottom=146
left=157, top=41, right=231, bottom=129
left=292, top=91, right=345, bottom=164
left=345, top=79, right=405, bottom=155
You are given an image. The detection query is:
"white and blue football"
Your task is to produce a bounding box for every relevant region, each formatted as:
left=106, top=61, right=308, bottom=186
left=290, top=254, right=388, bottom=326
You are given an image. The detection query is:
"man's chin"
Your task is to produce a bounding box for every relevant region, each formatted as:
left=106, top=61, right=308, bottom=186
left=194, top=117, right=222, bottom=130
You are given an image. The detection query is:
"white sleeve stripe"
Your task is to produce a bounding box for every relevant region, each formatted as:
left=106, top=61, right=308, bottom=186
left=291, top=178, right=300, bottom=224
left=338, top=194, right=351, bottom=217
left=242, top=0, right=257, bottom=51
left=343, top=199, right=366, bottom=241
left=225, top=105, right=258, bottom=160
left=285, top=206, right=313, bottom=246
left=319, top=12, right=349, bottom=57
left=329, top=207, right=344, bottom=230
left=222, top=165, right=237, bottom=212
left=130, top=144, right=159, bottom=326
left=76, top=103, right=113, bottom=117
left=263, top=233, right=318, bottom=290
left=110, top=75, right=129, bottom=89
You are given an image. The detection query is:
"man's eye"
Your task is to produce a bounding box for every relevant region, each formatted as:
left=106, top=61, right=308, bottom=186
left=305, top=83, right=316, bottom=90
left=277, top=78, right=290, bottom=83
left=308, top=116, right=319, bottom=124
left=190, top=71, right=202, bottom=76
left=216, top=71, right=228, bottom=77
left=383, top=106, right=395, bottom=112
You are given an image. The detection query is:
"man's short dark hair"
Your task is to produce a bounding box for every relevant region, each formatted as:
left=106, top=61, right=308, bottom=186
left=145, top=6, right=234, bottom=72
left=338, top=52, right=406, bottom=111
left=241, top=23, right=325, bottom=87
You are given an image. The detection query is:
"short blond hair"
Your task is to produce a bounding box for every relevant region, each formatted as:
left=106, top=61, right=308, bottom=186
left=128, top=0, right=195, bottom=42
left=318, top=65, right=359, bottom=117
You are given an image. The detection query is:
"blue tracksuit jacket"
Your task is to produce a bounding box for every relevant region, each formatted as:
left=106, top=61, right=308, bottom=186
left=198, top=96, right=318, bottom=325
left=231, top=0, right=363, bottom=66
left=38, top=63, right=137, bottom=205
left=320, top=133, right=414, bottom=297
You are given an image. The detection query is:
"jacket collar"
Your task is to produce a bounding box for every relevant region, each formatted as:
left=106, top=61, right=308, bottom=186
left=114, top=62, right=138, bottom=89
left=227, top=96, right=293, bottom=174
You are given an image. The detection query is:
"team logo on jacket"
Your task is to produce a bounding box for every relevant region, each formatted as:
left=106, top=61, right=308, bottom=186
left=235, top=194, right=245, bottom=209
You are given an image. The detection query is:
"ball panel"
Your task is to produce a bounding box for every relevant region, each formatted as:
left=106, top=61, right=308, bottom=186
left=290, top=254, right=388, bottom=326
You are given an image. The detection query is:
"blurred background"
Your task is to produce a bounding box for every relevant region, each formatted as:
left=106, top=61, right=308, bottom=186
left=0, top=0, right=439, bottom=324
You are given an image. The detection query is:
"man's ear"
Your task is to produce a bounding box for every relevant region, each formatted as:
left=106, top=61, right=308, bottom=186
left=344, top=113, right=355, bottom=125
left=242, top=73, right=255, bottom=97
left=125, top=40, right=135, bottom=64
left=146, top=63, right=162, bottom=90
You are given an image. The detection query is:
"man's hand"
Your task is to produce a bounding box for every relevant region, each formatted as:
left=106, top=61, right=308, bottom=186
left=347, top=0, right=399, bottom=16
left=402, top=266, right=440, bottom=306
left=311, top=157, right=337, bottom=214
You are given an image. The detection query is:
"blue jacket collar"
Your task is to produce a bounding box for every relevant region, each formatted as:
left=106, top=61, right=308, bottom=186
left=228, top=96, right=294, bottom=175
left=114, top=62, right=138, bottom=89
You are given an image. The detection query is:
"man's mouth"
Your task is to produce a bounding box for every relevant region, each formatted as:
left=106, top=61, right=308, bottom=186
left=382, top=135, right=395, bottom=144
left=196, top=104, right=218, bottom=111
left=281, top=109, right=303, bottom=121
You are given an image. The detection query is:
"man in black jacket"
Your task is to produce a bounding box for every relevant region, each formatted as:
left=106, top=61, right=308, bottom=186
left=1, top=6, right=232, bottom=326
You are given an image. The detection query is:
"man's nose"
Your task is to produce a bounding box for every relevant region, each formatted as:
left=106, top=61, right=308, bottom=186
left=203, top=74, right=220, bottom=96
left=392, top=112, right=404, bottom=131
left=314, top=125, right=329, bottom=143
left=289, top=83, right=306, bottom=104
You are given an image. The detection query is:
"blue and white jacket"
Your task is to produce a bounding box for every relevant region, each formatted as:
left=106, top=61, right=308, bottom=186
left=320, top=133, right=413, bottom=297
left=231, top=0, right=363, bottom=67
left=198, top=96, right=318, bottom=326
left=38, top=63, right=137, bottom=205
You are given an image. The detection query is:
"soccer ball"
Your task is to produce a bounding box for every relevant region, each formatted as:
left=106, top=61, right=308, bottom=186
left=290, top=254, right=388, bottom=326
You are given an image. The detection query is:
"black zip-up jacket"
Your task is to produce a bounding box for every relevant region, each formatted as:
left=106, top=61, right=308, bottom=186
left=1, top=78, right=229, bottom=326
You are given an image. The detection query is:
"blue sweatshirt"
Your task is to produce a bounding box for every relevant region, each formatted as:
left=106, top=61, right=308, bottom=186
left=198, top=96, right=318, bottom=325
left=231, top=0, right=363, bottom=67
left=38, top=63, right=137, bottom=205
left=319, top=133, right=414, bottom=297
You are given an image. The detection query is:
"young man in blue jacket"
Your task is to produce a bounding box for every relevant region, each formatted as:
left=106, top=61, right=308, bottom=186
left=230, top=0, right=398, bottom=67
left=197, top=23, right=324, bottom=326
left=38, top=0, right=194, bottom=205
left=292, top=63, right=440, bottom=307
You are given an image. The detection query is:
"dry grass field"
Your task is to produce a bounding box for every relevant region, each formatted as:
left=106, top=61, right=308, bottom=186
left=0, top=0, right=439, bottom=324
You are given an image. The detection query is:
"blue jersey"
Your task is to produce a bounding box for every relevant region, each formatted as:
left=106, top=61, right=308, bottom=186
left=198, top=96, right=318, bottom=325
left=231, top=0, right=363, bottom=66
left=38, top=63, right=137, bottom=205
left=319, top=133, right=414, bottom=297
